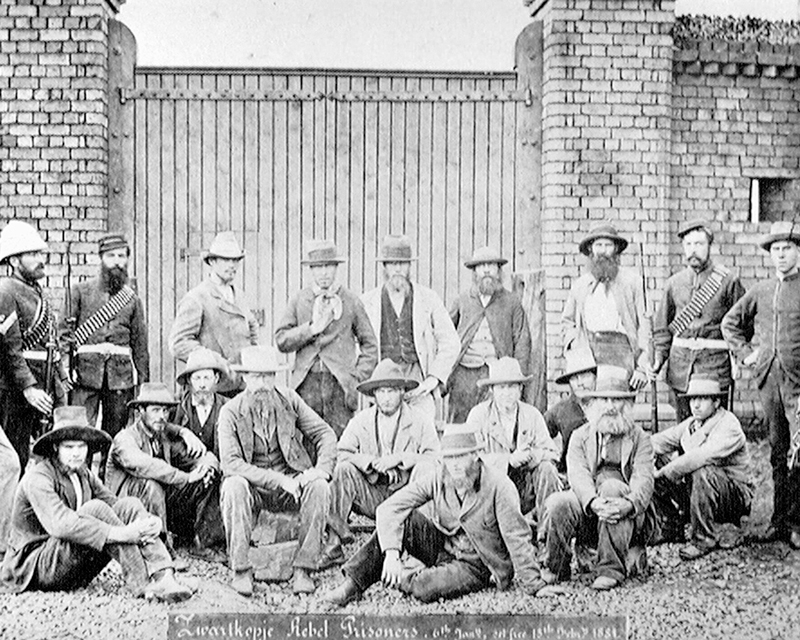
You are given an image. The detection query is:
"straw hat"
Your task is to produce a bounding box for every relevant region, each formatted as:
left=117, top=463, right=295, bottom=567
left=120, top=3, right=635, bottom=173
left=464, top=247, right=508, bottom=269
left=230, top=345, right=290, bottom=373
left=32, top=406, right=111, bottom=457
left=0, top=221, right=48, bottom=264
left=759, top=221, right=800, bottom=251
left=128, top=382, right=178, bottom=408
left=356, top=359, right=418, bottom=396
left=202, top=231, right=245, bottom=263
left=377, top=235, right=417, bottom=262
left=439, top=424, right=485, bottom=457
left=579, top=365, right=636, bottom=399
left=578, top=223, right=629, bottom=256
left=301, top=239, right=346, bottom=266
left=476, top=357, right=532, bottom=388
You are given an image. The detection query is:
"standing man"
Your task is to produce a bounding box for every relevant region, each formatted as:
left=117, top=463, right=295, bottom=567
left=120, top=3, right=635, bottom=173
left=361, top=235, right=459, bottom=419
left=543, top=365, right=654, bottom=591
left=465, top=357, right=560, bottom=531
left=276, top=240, right=378, bottom=437
left=652, top=219, right=745, bottom=422
left=169, top=231, right=259, bottom=396
left=650, top=376, right=752, bottom=558
left=722, top=220, right=800, bottom=549
left=0, top=221, right=67, bottom=473
left=324, top=358, right=441, bottom=566
left=562, top=222, right=648, bottom=388
left=447, top=247, right=531, bottom=423
left=64, top=233, right=149, bottom=469
left=218, top=345, right=337, bottom=596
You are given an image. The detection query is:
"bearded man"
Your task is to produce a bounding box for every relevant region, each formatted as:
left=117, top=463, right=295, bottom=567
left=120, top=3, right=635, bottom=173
left=64, top=234, right=150, bottom=471
left=652, top=220, right=745, bottom=422
left=542, top=365, right=654, bottom=591
left=562, top=223, right=648, bottom=389
left=361, top=235, right=459, bottom=419
left=447, top=248, right=532, bottom=423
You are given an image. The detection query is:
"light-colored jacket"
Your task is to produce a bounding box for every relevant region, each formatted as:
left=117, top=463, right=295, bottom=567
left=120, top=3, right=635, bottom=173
left=466, top=399, right=559, bottom=474
left=651, top=407, right=751, bottom=489
left=338, top=402, right=440, bottom=488
left=361, top=283, right=459, bottom=385
left=169, top=276, right=259, bottom=394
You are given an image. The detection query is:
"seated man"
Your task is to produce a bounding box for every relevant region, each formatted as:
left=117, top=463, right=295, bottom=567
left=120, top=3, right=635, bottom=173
left=1, top=406, right=194, bottom=602
left=324, top=358, right=440, bottom=565
left=325, top=424, right=548, bottom=606
left=543, top=365, right=654, bottom=591
left=651, top=376, right=753, bottom=559
left=172, top=347, right=230, bottom=457
left=466, top=357, right=560, bottom=532
left=106, top=382, right=223, bottom=564
left=218, top=346, right=337, bottom=597
left=545, top=347, right=597, bottom=475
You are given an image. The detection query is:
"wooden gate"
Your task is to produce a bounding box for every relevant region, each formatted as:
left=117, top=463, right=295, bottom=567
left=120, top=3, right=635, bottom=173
left=108, top=20, right=543, bottom=390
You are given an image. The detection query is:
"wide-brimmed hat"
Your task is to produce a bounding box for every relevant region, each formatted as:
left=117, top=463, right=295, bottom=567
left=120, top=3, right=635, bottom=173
left=556, top=348, right=598, bottom=385
left=128, top=382, right=179, bottom=408
left=578, top=223, right=629, bottom=256
left=230, top=345, right=290, bottom=373
left=580, top=365, right=636, bottom=399
left=682, top=376, right=726, bottom=398
left=0, top=221, right=48, bottom=264
left=464, top=246, right=508, bottom=269
left=177, top=347, right=229, bottom=386
left=202, top=231, right=245, bottom=263
left=476, top=357, right=532, bottom=388
left=377, top=235, right=418, bottom=262
left=32, top=406, right=111, bottom=457
left=440, top=424, right=485, bottom=457
left=356, top=358, right=418, bottom=396
left=301, top=239, right=346, bottom=266
left=98, top=233, right=130, bottom=255
left=677, top=218, right=714, bottom=241
left=759, top=220, right=800, bottom=251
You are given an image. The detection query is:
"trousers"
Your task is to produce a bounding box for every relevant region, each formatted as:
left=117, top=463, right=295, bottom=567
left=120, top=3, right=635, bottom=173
left=297, top=369, right=352, bottom=440
left=0, top=421, right=20, bottom=554
left=446, top=364, right=490, bottom=424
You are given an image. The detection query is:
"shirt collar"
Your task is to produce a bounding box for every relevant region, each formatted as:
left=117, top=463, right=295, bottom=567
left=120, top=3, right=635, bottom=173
left=777, top=267, right=800, bottom=281
left=312, top=282, right=340, bottom=296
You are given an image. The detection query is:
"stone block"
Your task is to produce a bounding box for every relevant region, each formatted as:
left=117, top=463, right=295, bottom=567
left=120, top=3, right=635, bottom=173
left=249, top=512, right=301, bottom=583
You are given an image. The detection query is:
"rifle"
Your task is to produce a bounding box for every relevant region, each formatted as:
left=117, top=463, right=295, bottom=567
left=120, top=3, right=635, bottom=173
left=638, top=243, right=659, bottom=433
left=64, top=242, right=76, bottom=390
left=37, top=321, right=58, bottom=439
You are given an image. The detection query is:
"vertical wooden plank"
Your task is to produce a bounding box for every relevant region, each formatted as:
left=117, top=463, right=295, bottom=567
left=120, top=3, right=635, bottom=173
left=160, top=75, right=177, bottom=386
left=334, top=74, right=352, bottom=287
left=324, top=74, right=337, bottom=243
left=270, top=72, right=289, bottom=346
left=172, top=72, right=190, bottom=365
left=429, top=76, right=448, bottom=297
left=216, top=74, right=232, bottom=236
left=348, top=75, right=366, bottom=293
left=513, top=270, right=547, bottom=411
left=363, top=75, right=380, bottom=289
left=201, top=72, right=217, bottom=270
left=416, top=76, right=434, bottom=291
left=457, top=79, right=476, bottom=306
left=230, top=74, right=246, bottom=239
left=145, top=73, right=163, bottom=381
left=389, top=76, right=405, bottom=234
left=501, top=83, right=518, bottom=274
left=133, top=71, right=149, bottom=377
left=186, top=73, right=204, bottom=294
left=404, top=76, right=420, bottom=247
left=285, top=73, right=303, bottom=330
left=299, top=73, right=315, bottom=277
left=255, top=72, right=275, bottom=342
left=472, top=79, right=490, bottom=250
left=376, top=75, right=392, bottom=240
left=485, top=78, right=504, bottom=262
left=443, top=77, right=461, bottom=298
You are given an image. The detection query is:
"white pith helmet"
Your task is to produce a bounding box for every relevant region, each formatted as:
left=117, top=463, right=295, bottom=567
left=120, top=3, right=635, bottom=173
left=0, top=221, right=48, bottom=264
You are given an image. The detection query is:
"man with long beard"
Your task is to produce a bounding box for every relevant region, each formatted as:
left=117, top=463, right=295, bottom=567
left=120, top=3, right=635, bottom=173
left=542, top=365, right=654, bottom=591
left=652, top=219, right=745, bottom=422
left=447, top=247, right=532, bottom=423
left=64, top=234, right=149, bottom=474
left=562, top=223, right=648, bottom=388
left=361, top=235, right=459, bottom=419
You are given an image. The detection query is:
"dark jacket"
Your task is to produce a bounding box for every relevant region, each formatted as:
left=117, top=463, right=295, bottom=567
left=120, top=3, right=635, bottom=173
left=64, top=276, right=149, bottom=390
left=217, top=387, right=337, bottom=490
left=172, top=391, right=228, bottom=458
left=722, top=272, right=800, bottom=389
left=653, top=262, right=745, bottom=392
left=1, top=459, right=117, bottom=592
left=275, top=285, right=378, bottom=408
left=544, top=393, right=587, bottom=474
left=376, top=460, right=542, bottom=591
left=448, top=286, right=532, bottom=375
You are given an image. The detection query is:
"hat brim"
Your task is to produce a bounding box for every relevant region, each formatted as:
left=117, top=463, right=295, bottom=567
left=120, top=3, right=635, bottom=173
left=177, top=365, right=229, bottom=386
left=357, top=378, right=418, bottom=396
left=127, top=399, right=179, bottom=408
left=32, top=426, right=112, bottom=457
left=759, top=233, right=800, bottom=251
left=441, top=444, right=485, bottom=457
left=301, top=258, right=347, bottom=265
left=464, top=258, right=508, bottom=269
left=682, top=390, right=727, bottom=398
left=677, top=222, right=710, bottom=239
left=579, top=390, right=637, bottom=399
left=476, top=375, right=533, bottom=388
left=229, top=363, right=290, bottom=373
left=202, top=251, right=245, bottom=264
left=378, top=256, right=418, bottom=262
left=555, top=365, right=597, bottom=385
left=579, top=236, right=629, bottom=256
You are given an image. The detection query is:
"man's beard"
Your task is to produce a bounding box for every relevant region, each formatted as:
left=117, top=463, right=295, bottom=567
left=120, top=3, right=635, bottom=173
left=475, top=274, right=502, bottom=296
left=385, top=273, right=411, bottom=294
left=590, top=254, right=620, bottom=284
left=686, top=255, right=709, bottom=272
left=18, top=262, right=44, bottom=283
left=101, top=264, right=128, bottom=294
left=586, top=400, right=635, bottom=435
left=192, top=389, right=215, bottom=406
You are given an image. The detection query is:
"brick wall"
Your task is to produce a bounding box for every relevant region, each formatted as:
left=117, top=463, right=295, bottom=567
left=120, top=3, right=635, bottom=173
left=0, top=0, right=123, bottom=303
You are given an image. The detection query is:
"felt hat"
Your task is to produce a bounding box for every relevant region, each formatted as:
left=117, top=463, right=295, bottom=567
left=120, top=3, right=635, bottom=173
left=578, top=223, right=629, bottom=257
left=464, top=246, right=508, bottom=269
left=230, top=345, right=290, bottom=373
left=301, top=239, right=346, bottom=266
left=356, top=358, right=418, bottom=396
left=98, top=233, right=130, bottom=255
left=439, top=424, right=485, bottom=457
left=758, top=220, right=800, bottom=251
left=377, top=235, right=417, bottom=262
left=555, top=348, right=598, bottom=385
left=580, top=365, right=636, bottom=399
left=128, top=382, right=178, bottom=408
left=202, top=231, right=245, bottom=263
left=476, top=357, right=532, bottom=388
left=682, top=376, right=726, bottom=398
left=677, top=218, right=714, bottom=241
left=177, top=347, right=229, bottom=386
left=0, top=221, right=48, bottom=264
left=32, top=406, right=111, bottom=457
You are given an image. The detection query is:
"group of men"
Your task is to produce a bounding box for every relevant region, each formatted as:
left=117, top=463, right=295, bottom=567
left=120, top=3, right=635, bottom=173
left=0, top=214, right=796, bottom=607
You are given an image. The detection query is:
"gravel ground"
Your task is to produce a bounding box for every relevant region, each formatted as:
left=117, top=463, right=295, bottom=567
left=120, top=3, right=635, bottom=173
left=1, top=439, right=797, bottom=640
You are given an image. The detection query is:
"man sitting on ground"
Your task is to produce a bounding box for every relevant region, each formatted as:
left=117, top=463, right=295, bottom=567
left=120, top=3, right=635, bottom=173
left=1, top=406, right=194, bottom=602
left=651, top=376, right=752, bottom=559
